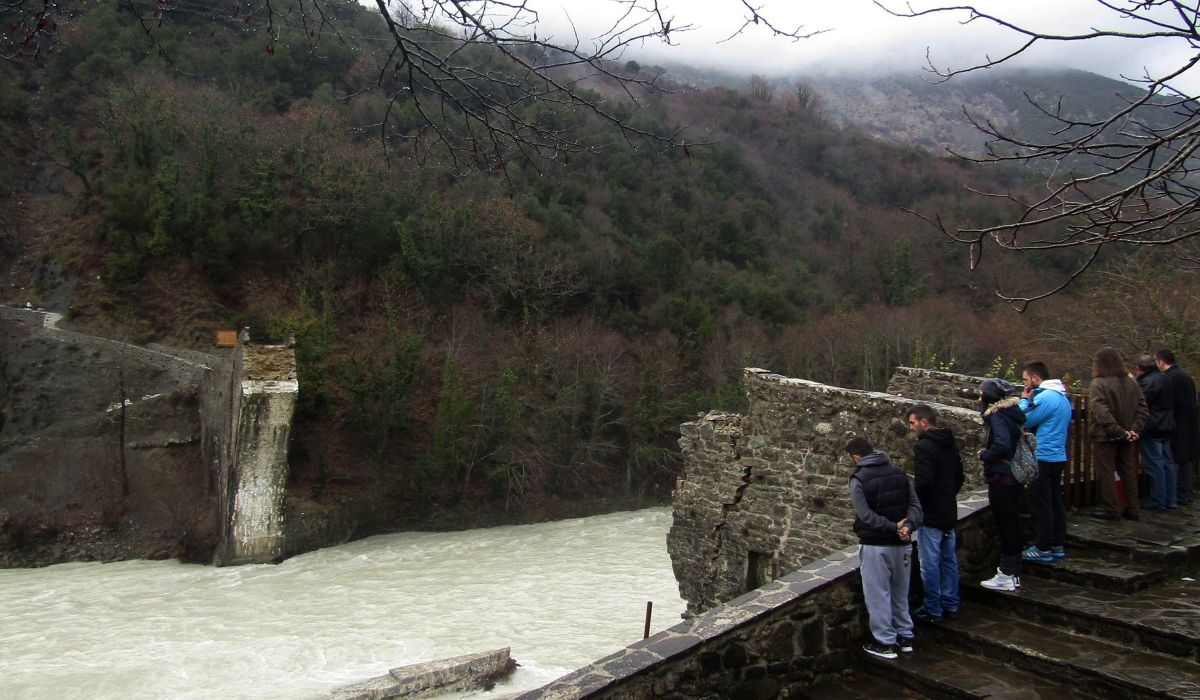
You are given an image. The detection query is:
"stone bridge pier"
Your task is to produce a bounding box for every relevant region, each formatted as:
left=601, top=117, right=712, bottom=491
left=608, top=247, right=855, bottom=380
left=202, top=330, right=298, bottom=567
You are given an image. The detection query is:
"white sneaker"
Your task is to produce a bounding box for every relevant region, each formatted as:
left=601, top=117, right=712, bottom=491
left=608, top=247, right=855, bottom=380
left=980, top=568, right=1018, bottom=592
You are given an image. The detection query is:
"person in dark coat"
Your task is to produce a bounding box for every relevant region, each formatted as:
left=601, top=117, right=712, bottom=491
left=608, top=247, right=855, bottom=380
left=905, top=404, right=964, bottom=622
left=1090, top=347, right=1149, bottom=521
left=1135, top=355, right=1176, bottom=509
left=1157, top=349, right=1200, bottom=506
left=977, top=378, right=1026, bottom=591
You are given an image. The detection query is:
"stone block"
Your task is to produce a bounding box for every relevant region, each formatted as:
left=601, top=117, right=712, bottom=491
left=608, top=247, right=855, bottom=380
left=323, top=648, right=515, bottom=700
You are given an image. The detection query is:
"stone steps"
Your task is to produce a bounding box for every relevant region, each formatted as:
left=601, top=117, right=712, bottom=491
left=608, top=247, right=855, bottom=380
left=1060, top=506, right=1200, bottom=570
left=1018, top=549, right=1166, bottom=594
left=859, top=640, right=1089, bottom=700
left=798, top=671, right=930, bottom=700
left=853, top=505, right=1200, bottom=700
left=960, top=574, right=1200, bottom=661
left=920, top=605, right=1200, bottom=700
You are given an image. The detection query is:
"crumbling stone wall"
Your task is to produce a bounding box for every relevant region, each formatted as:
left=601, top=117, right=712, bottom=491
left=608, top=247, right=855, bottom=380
left=886, top=366, right=984, bottom=410
left=668, top=368, right=984, bottom=614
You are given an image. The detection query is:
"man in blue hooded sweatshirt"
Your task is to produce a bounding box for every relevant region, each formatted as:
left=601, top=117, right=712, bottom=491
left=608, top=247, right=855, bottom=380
left=1018, top=362, right=1074, bottom=563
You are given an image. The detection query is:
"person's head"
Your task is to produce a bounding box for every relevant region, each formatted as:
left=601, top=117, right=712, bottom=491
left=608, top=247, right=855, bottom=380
left=1022, top=361, right=1050, bottom=390
left=1155, top=348, right=1177, bottom=371
left=1092, top=346, right=1128, bottom=378
left=1135, top=355, right=1157, bottom=377
left=979, top=378, right=1015, bottom=406
left=845, top=437, right=873, bottom=465
left=905, top=404, right=938, bottom=436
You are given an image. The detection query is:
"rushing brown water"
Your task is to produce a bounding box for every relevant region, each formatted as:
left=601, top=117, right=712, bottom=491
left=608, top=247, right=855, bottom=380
left=0, top=508, right=683, bottom=700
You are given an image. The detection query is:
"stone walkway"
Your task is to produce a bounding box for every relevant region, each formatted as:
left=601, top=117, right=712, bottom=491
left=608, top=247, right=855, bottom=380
left=806, top=500, right=1200, bottom=700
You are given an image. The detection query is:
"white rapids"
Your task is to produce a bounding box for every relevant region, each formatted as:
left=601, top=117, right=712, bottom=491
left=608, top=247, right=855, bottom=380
left=0, top=507, right=684, bottom=700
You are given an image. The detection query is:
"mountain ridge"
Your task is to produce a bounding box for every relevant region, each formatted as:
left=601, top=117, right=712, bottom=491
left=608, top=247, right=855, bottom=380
left=652, top=62, right=1159, bottom=161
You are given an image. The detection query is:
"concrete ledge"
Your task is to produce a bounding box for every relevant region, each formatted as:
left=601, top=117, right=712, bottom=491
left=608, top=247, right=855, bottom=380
left=325, top=648, right=517, bottom=700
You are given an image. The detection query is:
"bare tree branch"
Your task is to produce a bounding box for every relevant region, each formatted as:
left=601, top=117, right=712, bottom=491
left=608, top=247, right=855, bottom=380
left=880, top=1, right=1200, bottom=305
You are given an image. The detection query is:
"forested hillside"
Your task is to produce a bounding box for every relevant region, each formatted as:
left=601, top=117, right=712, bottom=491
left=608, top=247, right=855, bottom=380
left=2, top=0, right=1195, bottom=529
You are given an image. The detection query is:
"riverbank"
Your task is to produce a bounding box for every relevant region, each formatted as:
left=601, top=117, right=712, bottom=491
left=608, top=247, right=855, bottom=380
left=0, top=493, right=670, bottom=569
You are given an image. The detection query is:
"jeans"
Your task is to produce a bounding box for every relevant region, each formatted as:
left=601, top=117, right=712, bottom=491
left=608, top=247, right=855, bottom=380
left=1027, top=460, right=1067, bottom=550
left=859, top=544, right=914, bottom=646
left=1094, top=441, right=1139, bottom=517
left=916, top=526, right=959, bottom=617
left=1139, top=438, right=1176, bottom=508
left=988, top=480, right=1024, bottom=576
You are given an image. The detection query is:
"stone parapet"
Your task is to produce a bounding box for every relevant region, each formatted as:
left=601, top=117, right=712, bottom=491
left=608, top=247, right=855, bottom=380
left=514, top=492, right=996, bottom=700
left=886, top=366, right=985, bottom=409
left=668, top=368, right=983, bottom=614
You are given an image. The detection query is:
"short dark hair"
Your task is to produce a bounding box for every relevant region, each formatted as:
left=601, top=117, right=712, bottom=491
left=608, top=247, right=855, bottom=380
left=1136, top=355, right=1157, bottom=373
left=1155, top=348, right=1177, bottom=365
left=1092, top=346, right=1127, bottom=378
left=846, top=437, right=873, bottom=458
left=904, top=404, right=938, bottom=426
left=1022, top=361, right=1050, bottom=381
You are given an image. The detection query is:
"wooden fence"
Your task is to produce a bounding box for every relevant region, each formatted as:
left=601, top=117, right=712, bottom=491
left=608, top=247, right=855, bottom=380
left=1063, top=391, right=1199, bottom=509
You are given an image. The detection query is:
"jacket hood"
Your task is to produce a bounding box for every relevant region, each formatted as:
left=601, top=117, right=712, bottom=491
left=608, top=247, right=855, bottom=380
left=919, top=427, right=957, bottom=449
left=855, top=451, right=893, bottom=469
left=983, top=395, right=1025, bottom=422
left=1037, top=379, right=1069, bottom=396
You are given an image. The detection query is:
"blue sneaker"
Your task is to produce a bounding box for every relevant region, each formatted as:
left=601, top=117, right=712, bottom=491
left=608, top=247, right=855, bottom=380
left=1021, top=546, right=1054, bottom=563
left=1050, top=547, right=1066, bottom=559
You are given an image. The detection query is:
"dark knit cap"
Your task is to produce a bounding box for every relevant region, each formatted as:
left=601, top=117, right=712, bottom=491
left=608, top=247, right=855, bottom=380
left=980, top=378, right=1016, bottom=404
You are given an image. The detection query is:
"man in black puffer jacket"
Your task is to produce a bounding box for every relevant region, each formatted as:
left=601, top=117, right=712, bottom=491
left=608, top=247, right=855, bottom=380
left=848, top=437, right=924, bottom=659
left=905, top=404, right=964, bottom=623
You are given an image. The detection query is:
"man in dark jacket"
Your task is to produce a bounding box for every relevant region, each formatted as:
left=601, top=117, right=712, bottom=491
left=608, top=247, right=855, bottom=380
left=1135, top=355, right=1176, bottom=509
left=1157, top=349, right=1199, bottom=506
left=977, top=378, right=1027, bottom=591
left=905, top=404, right=963, bottom=623
left=848, top=437, right=923, bottom=659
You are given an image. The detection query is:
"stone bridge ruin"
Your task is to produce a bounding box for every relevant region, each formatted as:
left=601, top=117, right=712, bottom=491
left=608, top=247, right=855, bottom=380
left=668, top=367, right=988, bottom=614
left=0, top=307, right=301, bottom=566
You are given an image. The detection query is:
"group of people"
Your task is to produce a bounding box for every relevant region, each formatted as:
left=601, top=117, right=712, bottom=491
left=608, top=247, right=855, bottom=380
left=847, top=348, right=1200, bottom=660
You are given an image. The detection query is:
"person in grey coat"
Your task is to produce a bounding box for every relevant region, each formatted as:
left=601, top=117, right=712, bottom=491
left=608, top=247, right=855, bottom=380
left=848, top=437, right=924, bottom=660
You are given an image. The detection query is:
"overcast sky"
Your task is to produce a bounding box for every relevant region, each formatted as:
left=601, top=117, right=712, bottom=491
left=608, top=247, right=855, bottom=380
left=523, top=0, right=1198, bottom=89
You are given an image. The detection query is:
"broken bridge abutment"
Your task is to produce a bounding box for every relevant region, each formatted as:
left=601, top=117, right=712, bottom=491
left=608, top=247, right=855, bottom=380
left=200, top=329, right=299, bottom=566
left=668, top=368, right=985, bottom=615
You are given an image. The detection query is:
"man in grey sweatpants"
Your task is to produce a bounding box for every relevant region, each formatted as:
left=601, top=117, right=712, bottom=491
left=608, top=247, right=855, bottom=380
left=848, top=437, right=924, bottom=659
